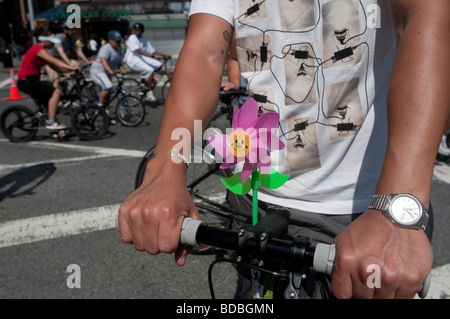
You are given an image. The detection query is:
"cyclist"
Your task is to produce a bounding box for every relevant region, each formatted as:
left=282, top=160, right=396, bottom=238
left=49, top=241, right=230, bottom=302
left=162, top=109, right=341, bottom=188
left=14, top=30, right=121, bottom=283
left=17, top=35, right=79, bottom=130
left=123, top=23, right=171, bottom=102
left=119, top=0, right=449, bottom=299
left=45, top=23, right=92, bottom=88
left=90, top=30, right=126, bottom=124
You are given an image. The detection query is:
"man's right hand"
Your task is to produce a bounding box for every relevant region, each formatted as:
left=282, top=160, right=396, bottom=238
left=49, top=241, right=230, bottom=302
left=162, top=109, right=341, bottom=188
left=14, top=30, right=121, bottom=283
left=118, top=157, right=200, bottom=266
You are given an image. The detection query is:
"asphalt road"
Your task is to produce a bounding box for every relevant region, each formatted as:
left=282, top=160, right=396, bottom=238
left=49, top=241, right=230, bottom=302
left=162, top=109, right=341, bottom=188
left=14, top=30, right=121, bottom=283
left=0, top=66, right=449, bottom=300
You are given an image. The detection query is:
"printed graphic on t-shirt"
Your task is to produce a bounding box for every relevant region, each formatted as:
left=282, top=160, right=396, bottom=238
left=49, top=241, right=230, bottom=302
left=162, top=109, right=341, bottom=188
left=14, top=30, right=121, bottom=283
left=322, top=0, right=362, bottom=68
left=234, top=0, right=369, bottom=173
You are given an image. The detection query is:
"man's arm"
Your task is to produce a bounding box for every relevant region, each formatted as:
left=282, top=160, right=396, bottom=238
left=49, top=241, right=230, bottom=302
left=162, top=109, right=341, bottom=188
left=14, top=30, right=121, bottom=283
left=100, top=57, right=115, bottom=76
left=118, top=14, right=233, bottom=265
left=332, top=0, right=450, bottom=298
left=221, top=36, right=241, bottom=91
left=56, top=47, right=74, bottom=66
left=76, top=47, right=92, bottom=64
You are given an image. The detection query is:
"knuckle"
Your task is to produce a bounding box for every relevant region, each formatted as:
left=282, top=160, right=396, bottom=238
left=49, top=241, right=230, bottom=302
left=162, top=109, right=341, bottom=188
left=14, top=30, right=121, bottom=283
left=335, top=247, right=356, bottom=271
left=380, top=267, right=400, bottom=287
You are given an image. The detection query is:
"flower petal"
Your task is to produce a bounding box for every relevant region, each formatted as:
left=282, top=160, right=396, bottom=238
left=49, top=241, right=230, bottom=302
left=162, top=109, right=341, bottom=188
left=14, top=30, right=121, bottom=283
left=237, top=98, right=258, bottom=129
left=255, top=129, right=284, bottom=151
left=208, top=134, right=228, bottom=158
left=241, top=161, right=254, bottom=184
left=254, top=112, right=279, bottom=130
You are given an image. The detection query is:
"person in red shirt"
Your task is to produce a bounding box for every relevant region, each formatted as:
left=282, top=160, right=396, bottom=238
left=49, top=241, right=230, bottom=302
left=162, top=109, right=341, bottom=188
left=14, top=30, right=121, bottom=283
left=17, top=35, right=78, bottom=129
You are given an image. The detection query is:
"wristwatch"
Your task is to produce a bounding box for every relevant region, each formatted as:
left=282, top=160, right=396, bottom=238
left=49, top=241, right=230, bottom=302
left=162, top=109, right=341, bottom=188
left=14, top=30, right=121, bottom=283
left=368, top=194, right=429, bottom=231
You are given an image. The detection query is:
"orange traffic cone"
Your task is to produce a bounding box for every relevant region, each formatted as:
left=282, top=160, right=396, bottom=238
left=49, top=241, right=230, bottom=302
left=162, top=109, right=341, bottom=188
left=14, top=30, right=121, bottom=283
left=4, top=69, right=27, bottom=101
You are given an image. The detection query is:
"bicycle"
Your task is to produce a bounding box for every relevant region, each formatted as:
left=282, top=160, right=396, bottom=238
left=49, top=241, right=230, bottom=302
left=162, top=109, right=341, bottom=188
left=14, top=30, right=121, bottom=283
left=180, top=207, right=431, bottom=299
left=120, top=57, right=174, bottom=103
left=134, top=88, right=248, bottom=229
left=58, top=65, right=99, bottom=101
left=89, top=74, right=146, bottom=127
left=0, top=94, right=109, bottom=142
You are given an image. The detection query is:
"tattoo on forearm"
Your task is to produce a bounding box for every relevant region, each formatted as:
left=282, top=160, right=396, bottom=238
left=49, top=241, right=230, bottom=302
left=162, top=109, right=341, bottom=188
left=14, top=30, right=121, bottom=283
left=223, top=30, right=231, bottom=43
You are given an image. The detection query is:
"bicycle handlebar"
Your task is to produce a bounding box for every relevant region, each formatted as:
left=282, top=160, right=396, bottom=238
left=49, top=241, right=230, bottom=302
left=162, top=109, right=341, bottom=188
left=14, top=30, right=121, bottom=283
left=180, top=217, right=431, bottom=298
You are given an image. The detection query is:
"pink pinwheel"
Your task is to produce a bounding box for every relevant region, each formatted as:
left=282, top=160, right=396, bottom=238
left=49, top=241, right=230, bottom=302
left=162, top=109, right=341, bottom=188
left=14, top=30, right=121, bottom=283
left=209, top=98, right=285, bottom=183
left=208, top=98, right=288, bottom=225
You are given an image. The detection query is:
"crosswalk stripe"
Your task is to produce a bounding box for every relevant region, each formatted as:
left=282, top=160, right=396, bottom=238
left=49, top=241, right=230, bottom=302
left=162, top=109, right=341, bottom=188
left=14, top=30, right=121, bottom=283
left=0, top=204, right=119, bottom=249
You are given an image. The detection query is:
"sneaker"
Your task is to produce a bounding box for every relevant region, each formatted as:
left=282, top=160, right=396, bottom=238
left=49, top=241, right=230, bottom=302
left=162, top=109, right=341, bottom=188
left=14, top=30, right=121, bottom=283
left=46, top=121, right=67, bottom=130
left=145, top=91, right=157, bottom=102
left=438, top=135, right=450, bottom=157
left=105, top=109, right=116, bottom=125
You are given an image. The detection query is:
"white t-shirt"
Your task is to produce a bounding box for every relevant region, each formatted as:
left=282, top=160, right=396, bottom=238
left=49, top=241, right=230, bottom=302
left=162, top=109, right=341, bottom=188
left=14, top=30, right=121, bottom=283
left=190, top=0, right=397, bottom=215
left=124, top=34, right=160, bottom=68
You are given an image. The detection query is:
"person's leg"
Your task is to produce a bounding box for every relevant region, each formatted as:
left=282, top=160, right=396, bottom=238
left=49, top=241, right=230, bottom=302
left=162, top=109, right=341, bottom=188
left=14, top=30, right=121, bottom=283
left=92, top=72, right=116, bottom=123
left=47, top=87, right=60, bottom=121
left=128, top=59, right=157, bottom=101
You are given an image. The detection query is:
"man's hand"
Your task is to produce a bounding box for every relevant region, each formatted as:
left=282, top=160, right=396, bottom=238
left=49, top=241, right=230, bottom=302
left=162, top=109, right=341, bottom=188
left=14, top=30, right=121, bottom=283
left=118, top=159, right=200, bottom=266
left=220, top=82, right=238, bottom=91
left=332, top=210, right=433, bottom=298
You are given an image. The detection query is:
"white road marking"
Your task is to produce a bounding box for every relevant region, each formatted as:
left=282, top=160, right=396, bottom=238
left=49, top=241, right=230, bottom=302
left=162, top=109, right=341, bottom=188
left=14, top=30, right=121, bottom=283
left=0, top=204, right=119, bottom=249
left=416, top=264, right=450, bottom=299
left=433, top=162, right=450, bottom=185
left=0, top=154, right=112, bottom=172
left=5, top=139, right=147, bottom=158
left=0, top=78, right=11, bottom=89
left=0, top=138, right=147, bottom=172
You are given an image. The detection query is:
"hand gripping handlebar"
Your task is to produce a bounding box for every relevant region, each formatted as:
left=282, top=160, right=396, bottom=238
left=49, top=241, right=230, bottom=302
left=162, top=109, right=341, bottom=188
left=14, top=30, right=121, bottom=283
left=180, top=217, right=431, bottom=298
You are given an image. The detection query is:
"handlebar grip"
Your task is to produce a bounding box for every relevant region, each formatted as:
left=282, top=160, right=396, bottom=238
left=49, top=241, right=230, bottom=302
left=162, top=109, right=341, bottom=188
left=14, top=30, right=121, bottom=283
left=313, top=243, right=431, bottom=298
left=180, top=218, right=203, bottom=246
left=313, top=243, right=336, bottom=276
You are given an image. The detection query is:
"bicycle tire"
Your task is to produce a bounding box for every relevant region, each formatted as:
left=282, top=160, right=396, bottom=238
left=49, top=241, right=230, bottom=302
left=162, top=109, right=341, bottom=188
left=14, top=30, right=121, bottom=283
left=81, top=81, right=100, bottom=99
left=0, top=105, right=38, bottom=142
left=119, top=77, right=145, bottom=99
left=161, top=77, right=171, bottom=102
left=71, top=103, right=109, bottom=140
left=115, top=95, right=146, bottom=127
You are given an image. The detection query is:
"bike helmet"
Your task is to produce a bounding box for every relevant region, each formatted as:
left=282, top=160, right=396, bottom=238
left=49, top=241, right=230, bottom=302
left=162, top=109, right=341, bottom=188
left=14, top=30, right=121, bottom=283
left=132, top=23, right=145, bottom=32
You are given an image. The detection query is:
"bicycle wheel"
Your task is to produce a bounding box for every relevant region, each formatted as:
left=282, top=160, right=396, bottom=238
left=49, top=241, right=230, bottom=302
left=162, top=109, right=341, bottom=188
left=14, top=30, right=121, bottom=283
left=120, top=78, right=142, bottom=98
left=161, top=77, right=172, bottom=102
left=115, top=95, right=145, bottom=127
left=0, top=105, right=38, bottom=142
left=81, top=81, right=100, bottom=100
left=71, top=103, right=109, bottom=140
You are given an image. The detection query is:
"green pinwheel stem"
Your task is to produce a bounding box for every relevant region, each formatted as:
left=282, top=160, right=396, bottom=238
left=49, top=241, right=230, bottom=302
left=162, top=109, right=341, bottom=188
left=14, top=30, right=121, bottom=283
left=220, top=166, right=290, bottom=225
left=251, top=166, right=259, bottom=225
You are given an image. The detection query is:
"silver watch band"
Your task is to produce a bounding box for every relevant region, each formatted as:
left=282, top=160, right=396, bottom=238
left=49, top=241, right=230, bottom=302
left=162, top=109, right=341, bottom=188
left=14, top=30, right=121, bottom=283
left=368, top=194, right=391, bottom=211
left=368, top=194, right=429, bottom=231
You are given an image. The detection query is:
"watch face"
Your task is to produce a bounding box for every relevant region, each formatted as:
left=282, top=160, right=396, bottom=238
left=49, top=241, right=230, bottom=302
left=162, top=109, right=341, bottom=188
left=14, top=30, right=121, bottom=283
left=390, top=195, right=422, bottom=225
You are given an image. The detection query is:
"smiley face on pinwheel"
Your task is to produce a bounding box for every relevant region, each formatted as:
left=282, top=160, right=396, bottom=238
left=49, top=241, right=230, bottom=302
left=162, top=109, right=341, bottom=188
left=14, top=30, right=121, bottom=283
left=228, top=130, right=253, bottom=158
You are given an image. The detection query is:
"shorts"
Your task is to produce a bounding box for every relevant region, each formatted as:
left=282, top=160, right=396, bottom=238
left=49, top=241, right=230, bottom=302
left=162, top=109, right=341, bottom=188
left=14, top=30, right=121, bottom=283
left=45, top=59, right=78, bottom=81
left=126, top=57, right=162, bottom=80
left=17, top=77, right=55, bottom=108
left=44, top=65, right=59, bottom=82
left=91, top=72, right=113, bottom=91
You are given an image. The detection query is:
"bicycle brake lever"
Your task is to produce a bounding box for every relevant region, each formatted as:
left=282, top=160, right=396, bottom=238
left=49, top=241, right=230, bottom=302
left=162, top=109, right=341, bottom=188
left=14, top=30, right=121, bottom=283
left=313, top=243, right=431, bottom=298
